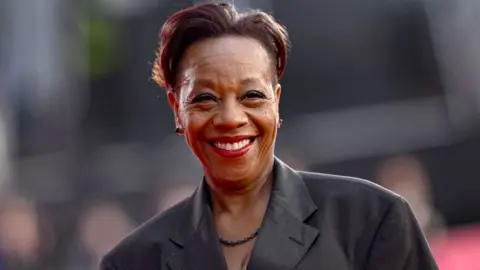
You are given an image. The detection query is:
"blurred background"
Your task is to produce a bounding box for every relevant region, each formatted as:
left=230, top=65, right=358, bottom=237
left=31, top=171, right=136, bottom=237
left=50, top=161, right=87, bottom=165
left=1, top=0, right=480, bottom=269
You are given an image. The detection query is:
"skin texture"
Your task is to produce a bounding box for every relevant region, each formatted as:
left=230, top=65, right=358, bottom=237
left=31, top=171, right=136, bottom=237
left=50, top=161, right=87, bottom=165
left=167, top=36, right=282, bottom=269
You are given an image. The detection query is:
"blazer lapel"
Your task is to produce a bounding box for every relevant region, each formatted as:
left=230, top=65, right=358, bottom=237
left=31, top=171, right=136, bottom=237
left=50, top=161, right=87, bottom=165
left=166, top=181, right=227, bottom=270
left=248, top=158, right=320, bottom=270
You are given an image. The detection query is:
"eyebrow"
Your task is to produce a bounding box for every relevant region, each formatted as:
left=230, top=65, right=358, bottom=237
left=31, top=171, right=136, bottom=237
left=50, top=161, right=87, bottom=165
left=193, top=77, right=265, bottom=89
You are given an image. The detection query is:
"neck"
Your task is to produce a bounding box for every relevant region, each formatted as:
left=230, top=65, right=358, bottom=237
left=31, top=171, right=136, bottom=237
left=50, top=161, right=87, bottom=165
left=206, top=162, right=274, bottom=217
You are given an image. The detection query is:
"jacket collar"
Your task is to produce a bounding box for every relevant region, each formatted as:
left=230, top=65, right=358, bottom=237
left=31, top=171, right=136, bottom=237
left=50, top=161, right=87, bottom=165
left=166, top=157, right=319, bottom=270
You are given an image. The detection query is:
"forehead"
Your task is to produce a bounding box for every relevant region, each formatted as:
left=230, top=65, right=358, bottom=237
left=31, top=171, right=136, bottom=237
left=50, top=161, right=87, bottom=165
left=178, top=36, right=272, bottom=87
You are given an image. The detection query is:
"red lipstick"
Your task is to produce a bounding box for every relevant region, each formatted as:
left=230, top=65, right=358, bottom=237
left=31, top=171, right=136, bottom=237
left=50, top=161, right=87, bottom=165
left=209, top=136, right=255, bottom=158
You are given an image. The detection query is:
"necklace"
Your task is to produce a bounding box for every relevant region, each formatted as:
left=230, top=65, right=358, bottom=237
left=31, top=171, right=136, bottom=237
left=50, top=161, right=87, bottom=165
left=218, top=227, right=261, bottom=247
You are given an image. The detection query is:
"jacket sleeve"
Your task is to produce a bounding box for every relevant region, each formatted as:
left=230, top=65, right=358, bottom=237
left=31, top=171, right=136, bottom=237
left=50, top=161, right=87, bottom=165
left=364, top=197, right=439, bottom=270
left=98, top=257, right=120, bottom=270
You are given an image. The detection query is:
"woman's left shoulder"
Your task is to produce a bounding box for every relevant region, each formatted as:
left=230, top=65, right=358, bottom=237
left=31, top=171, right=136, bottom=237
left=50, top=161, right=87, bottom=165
left=297, top=170, right=401, bottom=210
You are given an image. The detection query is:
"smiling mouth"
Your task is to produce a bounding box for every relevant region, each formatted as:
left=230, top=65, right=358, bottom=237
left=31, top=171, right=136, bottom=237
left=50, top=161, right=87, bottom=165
left=209, top=137, right=256, bottom=151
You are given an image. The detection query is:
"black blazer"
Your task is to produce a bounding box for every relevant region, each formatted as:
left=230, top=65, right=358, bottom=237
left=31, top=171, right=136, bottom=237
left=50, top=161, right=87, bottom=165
left=100, top=158, right=438, bottom=270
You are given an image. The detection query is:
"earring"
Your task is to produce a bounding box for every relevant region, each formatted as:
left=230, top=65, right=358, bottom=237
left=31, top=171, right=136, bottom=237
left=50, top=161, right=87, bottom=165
left=278, top=119, right=283, bottom=128
left=175, top=127, right=184, bottom=135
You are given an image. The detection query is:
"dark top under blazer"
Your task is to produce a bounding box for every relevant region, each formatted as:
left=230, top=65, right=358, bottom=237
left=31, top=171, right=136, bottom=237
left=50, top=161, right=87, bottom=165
left=100, top=158, right=438, bottom=270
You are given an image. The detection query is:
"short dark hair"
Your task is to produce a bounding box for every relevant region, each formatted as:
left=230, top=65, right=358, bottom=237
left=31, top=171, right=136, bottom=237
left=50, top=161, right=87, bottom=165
left=152, top=2, right=290, bottom=91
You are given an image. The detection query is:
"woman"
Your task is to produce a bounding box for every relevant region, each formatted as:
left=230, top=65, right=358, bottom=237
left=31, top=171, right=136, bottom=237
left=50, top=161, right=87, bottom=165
left=100, top=2, right=438, bottom=270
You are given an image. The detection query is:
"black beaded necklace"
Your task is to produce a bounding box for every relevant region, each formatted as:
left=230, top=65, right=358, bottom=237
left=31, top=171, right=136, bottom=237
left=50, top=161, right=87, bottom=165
left=218, top=227, right=261, bottom=247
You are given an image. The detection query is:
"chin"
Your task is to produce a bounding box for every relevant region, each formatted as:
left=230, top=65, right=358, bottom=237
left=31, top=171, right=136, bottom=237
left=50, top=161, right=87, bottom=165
left=212, top=162, right=253, bottom=179
left=204, top=161, right=257, bottom=186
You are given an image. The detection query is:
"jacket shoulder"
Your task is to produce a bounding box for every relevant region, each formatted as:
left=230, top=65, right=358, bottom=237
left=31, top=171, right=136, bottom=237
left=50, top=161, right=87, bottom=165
left=100, top=198, right=189, bottom=269
left=299, top=170, right=400, bottom=201
left=298, top=170, right=402, bottom=219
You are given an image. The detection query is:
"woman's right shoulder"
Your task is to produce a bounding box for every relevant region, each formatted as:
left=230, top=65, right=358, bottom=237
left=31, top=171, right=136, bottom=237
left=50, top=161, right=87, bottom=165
left=100, top=199, right=190, bottom=269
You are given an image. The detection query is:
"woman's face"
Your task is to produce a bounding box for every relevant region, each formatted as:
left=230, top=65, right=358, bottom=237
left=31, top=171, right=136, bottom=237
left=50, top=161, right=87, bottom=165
left=168, top=36, right=281, bottom=187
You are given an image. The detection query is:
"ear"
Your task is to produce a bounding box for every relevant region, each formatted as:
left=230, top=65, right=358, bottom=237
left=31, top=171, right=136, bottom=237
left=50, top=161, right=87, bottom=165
left=167, top=91, right=181, bottom=128
left=274, top=83, right=282, bottom=111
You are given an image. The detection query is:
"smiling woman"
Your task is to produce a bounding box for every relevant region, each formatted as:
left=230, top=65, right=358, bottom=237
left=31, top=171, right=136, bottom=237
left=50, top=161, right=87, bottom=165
left=99, top=2, right=438, bottom=270
left=168, top=35, right=281, bottom=187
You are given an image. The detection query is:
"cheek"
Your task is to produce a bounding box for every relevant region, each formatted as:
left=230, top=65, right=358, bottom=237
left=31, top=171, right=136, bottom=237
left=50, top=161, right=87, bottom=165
left=182, top=110, right=209, bottom=141
left=251, top=106, right=278, bottom=137
left=261, top=104, right=279, bottom=128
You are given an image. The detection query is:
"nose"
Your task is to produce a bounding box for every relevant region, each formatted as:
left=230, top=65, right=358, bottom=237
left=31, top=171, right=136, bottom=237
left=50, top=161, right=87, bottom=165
left=212, top=99, right=248, bottom=130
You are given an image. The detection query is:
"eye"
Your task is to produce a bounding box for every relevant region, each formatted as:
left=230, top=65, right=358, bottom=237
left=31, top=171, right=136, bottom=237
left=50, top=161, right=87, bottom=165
left=243, top=90, right=266, bottom=100
left=191, top=93, right=217, bottom=103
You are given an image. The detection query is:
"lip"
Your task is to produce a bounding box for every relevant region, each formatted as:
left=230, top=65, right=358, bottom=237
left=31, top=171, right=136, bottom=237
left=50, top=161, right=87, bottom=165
left=209, top=135, right=256, bottom=143
left=208, top=136, right=256, bottom=159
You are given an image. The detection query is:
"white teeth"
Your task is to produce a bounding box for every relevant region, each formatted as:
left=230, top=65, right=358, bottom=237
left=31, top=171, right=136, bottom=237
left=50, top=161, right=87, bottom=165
left=214, top=139, right=250, bottom=150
